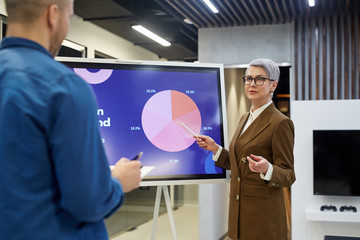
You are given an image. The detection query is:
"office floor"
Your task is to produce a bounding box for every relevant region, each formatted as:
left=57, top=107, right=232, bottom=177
left=110, top=204, right=200, bottom=240
left=110, top=204, right=231, bottom=240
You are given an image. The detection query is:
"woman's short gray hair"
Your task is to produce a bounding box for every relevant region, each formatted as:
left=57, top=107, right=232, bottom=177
left=245, top=58, right=280, bottom=82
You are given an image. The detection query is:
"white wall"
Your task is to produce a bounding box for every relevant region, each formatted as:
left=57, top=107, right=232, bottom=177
left=291, top=100, right=360, bottom=240
left=0, top=0, right=5, bottom=16
left=199, top=23, right=293, bottom=65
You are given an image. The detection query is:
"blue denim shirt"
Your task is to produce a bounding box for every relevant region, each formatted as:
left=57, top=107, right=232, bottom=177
left=0, top=37, right=123, bottom=240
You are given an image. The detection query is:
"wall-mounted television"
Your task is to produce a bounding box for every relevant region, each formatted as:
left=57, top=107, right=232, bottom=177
left=313, top=130, right=360, bottom=196
left=57, top=58, right=228, bottom=186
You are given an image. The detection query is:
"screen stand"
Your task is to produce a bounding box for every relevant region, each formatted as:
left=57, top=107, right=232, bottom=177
left=151, top=185, right=178, bottom=240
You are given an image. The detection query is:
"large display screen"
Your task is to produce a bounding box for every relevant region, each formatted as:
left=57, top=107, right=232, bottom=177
left=58, top=58, right=227, bottom=184
left=313, top=130, right=360, bottom=196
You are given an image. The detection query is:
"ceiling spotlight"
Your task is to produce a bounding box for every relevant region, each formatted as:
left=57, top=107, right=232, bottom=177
left=202, top=0, right=219, bottom=13
left=132, top=25, right=171, bottom=47
left=308, top=0, right=315, bottom=7
left=183, top=18, right=193, bottom=24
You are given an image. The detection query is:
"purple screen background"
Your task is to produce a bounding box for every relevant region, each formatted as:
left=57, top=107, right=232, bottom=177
left=69, top=64, right=225, bottom=179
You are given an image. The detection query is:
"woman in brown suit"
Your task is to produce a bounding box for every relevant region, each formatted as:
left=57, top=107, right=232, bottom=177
left=196, top=58, right=295, bottom=240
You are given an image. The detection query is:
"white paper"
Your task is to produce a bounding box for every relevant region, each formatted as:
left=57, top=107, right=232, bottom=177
left=141, top=166, right=155, bottom=178
left=109, top=165, right=154, bottom=178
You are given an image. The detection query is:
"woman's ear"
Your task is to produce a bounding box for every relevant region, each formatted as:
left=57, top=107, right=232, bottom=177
left=272, top=81, right=278, bottom=92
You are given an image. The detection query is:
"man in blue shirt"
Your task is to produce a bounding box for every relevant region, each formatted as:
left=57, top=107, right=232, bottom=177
left=0, top=0, right=142, bottom=239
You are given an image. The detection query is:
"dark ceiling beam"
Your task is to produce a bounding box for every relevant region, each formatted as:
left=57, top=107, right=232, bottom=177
left=232, top=0, right=253, bottom=25
left=192, top=0, right=228, bottom=27
left=281, top=0, right=291, bottom=22
left=273, top=0, right=285, bottom=24
left=178, top=0, right=212, bottom=28
left=183, top=0, right=214, bottom=27
left=256, top=0, right=272, bottom=24
left=155, top=0, right=198, bottom=36
left=224, top=0, right=245, bottom=25
left=240, top=0, right=258, bottom=25
left=166, top=0, right=202, bottom=28
left=265, top=0, right=279, bottom=24
left=217, top=0, right=237, bottom=26
left=191, top=0, right=221, bottom=27
left=297, top=0, right=304, bottom=17
left=205, top=1, right=230, bottom=27
left=83, top=16, right=135, bottom=22
left=179, top=29, right=197, bottom=44
left=248, top=0, right=265, bottom=24
left=288, top=0, right=296, bottom=20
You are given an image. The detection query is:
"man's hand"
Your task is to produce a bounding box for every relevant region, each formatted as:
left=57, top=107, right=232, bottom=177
left=111, top=158, right=142, bottom=193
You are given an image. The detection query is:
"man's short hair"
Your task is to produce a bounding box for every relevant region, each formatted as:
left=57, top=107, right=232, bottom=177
left=5, top=0, right=66, bottom=24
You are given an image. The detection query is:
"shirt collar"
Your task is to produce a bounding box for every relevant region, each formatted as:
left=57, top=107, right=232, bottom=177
left=249, top=101, right=273, bottom=120
left=0, top=37, right=53, bottom=58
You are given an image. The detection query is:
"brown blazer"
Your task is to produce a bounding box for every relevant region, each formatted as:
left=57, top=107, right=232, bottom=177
left=216, top=103, right=295, bottom=240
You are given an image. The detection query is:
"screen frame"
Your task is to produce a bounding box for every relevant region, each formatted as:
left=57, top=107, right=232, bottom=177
left=56, top=57, right=229, bottom=186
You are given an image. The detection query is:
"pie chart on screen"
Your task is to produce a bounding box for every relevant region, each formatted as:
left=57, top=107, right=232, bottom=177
left=141, top=90, right=201, bottom=152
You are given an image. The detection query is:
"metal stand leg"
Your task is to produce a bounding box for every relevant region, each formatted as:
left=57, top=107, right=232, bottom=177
left=151, top=186, right=178, bottom=240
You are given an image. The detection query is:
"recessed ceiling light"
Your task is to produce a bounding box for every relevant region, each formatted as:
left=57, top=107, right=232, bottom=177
left=202, top=0, right=219, bottom=13
left=183, top=18, right=193, bottom=24
left=151, top=9, right=167, bottom=16
left=132, top=25, right=171, bottom=47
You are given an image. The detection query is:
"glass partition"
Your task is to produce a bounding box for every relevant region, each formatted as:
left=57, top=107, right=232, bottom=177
left=105, top=186, right=186, bottom=237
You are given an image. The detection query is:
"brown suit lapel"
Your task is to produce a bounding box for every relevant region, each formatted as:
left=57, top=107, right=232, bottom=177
left=237, top=103, right=276, bottom=150
left=229, top=112, right=249, bottom=174
left=232, top=112, right=249, bottom=144
left=229, top=104, right=276, bottom=175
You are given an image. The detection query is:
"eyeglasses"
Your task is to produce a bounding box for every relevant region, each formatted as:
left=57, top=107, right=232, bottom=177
left=242, top=76, right=275, bottom=86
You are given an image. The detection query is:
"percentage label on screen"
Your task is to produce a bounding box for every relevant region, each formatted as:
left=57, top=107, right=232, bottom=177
left=146, top=89, right=156, bottom=93
left=185, top=90, right=195, bottom=94
left=203, top=126, right=213, bottom=130
left=130, top=126, right=141, bottom=131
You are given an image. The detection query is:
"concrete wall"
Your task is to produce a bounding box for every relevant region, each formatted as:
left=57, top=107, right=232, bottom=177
left=199, top=23, right=293, bottom=65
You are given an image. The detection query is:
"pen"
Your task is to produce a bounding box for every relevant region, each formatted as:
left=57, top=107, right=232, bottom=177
left=132, top=152, right=143, bottom=160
